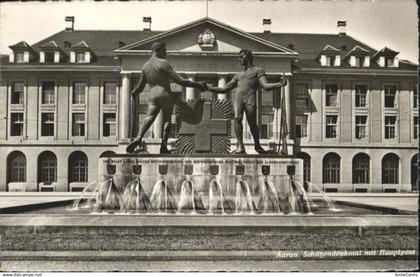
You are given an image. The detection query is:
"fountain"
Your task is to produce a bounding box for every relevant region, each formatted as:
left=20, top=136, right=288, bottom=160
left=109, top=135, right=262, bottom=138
left=0, top=99, right=416, bottom=271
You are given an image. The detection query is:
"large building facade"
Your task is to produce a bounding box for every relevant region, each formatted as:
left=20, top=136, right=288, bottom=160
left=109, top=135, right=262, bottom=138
left=0, top=17, right=418, bottom=193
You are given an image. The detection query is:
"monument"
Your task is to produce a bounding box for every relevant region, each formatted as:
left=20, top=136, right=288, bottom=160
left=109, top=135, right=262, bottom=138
left=96, top=44, right=306, bottom=214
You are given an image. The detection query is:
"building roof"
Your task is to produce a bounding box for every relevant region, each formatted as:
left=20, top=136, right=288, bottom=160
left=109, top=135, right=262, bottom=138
left=2, top=20, right=415, bottom=71
left=32, top=30, right=162, bottom=56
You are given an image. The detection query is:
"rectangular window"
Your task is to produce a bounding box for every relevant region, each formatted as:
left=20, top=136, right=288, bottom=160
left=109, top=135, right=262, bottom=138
left=72, top=113, right=85, bottom=136
left=76, top=52, right=85, bottom=63
left=326, top=115, right=338, bottom=138
left=414, top=86, right=418, bottom=108
left=326, top=56, right=335, bottom=66
left=103, top=113, right=116, bottom=137
left=73, top=81, right=86, bottom=104
left=353, top=159, right=369, bottom=184
left=15, top=52, right=25, bottom=63
left=10, top=113, right=24, bottom=136
left=414, top=116, right=418, bottom=140
left=326, top=84, right=338, bottom=107
left=295, top=83, right=309, bottom=108
left=384, top=116, right=397, bottom=139
left=355, top=116, right=367, bottom=139
left=295, top=115, right=308, bottom=138
left=41, top=113, right=54, bottom=136
left=41, top=81, right=55, bottom=104
left=355, top=85, right=367, bottom=107
left=260, top=114, right=274, bottom=139
left=103, top=82, right=117, bottom=104
left=385, top=58, right=394, bottom=67
left=11, top=82, right=24, bottom=104
left=45, top=52, right=55, bottom=63
left=355, top=56, right=365, bottom=67
left=384, top=85, right=397, bottom=108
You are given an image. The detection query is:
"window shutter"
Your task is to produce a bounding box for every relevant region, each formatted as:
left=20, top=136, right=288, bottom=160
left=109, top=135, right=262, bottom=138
left=349, top=56, right=356, bottom=67
left=54, top=52, right=60, bottom=63
left=320, top=55, right=326, bottom=66
left=85, top=51, right=91, bottom=63
left=70, top=52, right=76, bottom=63
left=378, top=56, right=385, bottom=67
left=40, top=52, right=45, bottom=63
left=363, top=56, right=370, bottom=67
left=334, top=55, right=341, bottom=66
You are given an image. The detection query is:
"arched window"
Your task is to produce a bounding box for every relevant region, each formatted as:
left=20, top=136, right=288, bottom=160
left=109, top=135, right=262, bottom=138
left=38, top=151, right=57, bottom=183
left=411, top=154, right=419, bottom=191
left=297, top=152, right=311, bottom=190
left=7, top=151, right=26, bottom=183
left=69, top=151, right=88, bottom=183
left=352, top=153, right=370, bottom=184
left=323, top=153, right=340, bottom=183
left=382, top=153, right=399, bottom=184
left=99, top=151, right=115, bottom=158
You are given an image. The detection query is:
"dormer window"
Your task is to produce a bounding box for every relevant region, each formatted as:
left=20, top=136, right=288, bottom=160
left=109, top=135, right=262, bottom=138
left=326, top=56, right=335, bottom=67
left=346, top=46, right=370, bottom=67
left=15, top=52, right=25, bottom=63
left=76, top=52, right=86, bottom=63
left=385, top=57, right=394, bottom=67
left=372, top=47, right=399, bottom=68
left=39, top=41, right=66, bottom=64
left=9, top=41, right=36, bottom=63
left=70, top=41, right=91, bottom=64
left=355, top=56, right=364, bottom=67
left=45, top=52, right=55, bottom=63
left=318, top=45, right=341, bottom=67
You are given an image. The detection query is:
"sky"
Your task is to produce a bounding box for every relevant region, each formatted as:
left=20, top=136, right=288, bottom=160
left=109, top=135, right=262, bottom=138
left=0, top=0, right=418, bottom=63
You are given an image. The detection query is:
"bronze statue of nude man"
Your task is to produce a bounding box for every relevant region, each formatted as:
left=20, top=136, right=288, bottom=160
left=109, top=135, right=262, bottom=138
left=126, top=41, right=207, bottom=154
left=207, top=49, right=287, bottom=154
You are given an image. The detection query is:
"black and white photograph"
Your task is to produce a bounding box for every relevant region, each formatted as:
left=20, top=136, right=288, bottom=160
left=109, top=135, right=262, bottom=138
left=0, top=0, right=418, bottom=273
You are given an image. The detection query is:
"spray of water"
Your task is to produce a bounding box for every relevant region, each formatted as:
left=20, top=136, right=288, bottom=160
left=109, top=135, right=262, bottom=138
left=235, top=179, right=255, bottom=214
left=71, top=179, right=98, bottom=210
left=208, top=179, right=226, bottom=215
left=307, top=182, right=341, bottom=212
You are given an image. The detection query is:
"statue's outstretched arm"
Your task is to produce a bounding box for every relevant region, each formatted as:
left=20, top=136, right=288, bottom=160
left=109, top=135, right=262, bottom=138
left=258, top=75, right=287, bottom=90
left=207, top=79, right=237, bottom=94
left=131, top=72, right=147, bottom=96
left=166, top=63, right=205, bottom=90
left=258, top=74, right=287, bottom=91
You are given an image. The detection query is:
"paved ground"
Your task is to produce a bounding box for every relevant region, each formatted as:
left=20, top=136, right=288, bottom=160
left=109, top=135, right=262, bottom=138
left=1, top=259, right=417, bottom=272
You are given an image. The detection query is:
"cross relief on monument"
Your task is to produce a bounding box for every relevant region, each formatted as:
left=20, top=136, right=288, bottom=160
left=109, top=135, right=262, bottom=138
left=176, top=99, right=232, bottom=154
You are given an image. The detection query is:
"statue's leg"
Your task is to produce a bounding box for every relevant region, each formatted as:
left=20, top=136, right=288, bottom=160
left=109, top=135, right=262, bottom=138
left=126, top=102, right=161, bottom=153
left=233, top=102, right=246, bottom=153
left=160, top=102, right=175, bottom=154
left=245, top=104, right=266, bottom=153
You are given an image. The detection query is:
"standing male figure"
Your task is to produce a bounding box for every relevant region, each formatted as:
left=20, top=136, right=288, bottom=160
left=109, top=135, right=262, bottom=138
left=126, top=41, right=207, bottom=154
left=207, top=49, right=288, bottom=154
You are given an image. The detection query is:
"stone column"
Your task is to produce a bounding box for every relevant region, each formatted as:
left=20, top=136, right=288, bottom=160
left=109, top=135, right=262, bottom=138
left=119, top=73, right=131, bottom=140
left=217, top=74, right=228, bottom=100
left=284, top=75, right=291, bottom=139
left=185, top=74, right=196, bottom=101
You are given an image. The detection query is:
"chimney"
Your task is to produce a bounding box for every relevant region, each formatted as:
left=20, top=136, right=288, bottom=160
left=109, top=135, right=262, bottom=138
left=143, top=17, right=152, bottom=31
left=337, top=20, right=347, bottom=36
left=65, top=16, right=75, bottom=31
left=263, top=18, right=271, bottom=33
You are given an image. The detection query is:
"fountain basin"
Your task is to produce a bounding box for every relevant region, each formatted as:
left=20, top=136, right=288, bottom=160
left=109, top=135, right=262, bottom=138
left=97, top=154, right=304, bottom=213
left=0, top=213, right=417, bottom=270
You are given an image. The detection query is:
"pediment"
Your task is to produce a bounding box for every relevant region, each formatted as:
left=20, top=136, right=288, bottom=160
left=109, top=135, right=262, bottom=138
left=116, top=17, right=297, bottom=55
